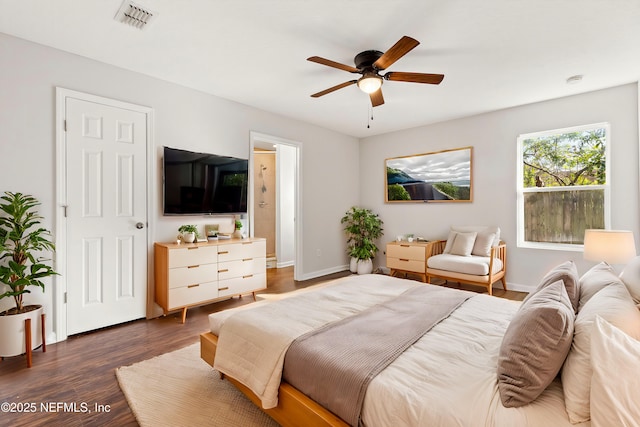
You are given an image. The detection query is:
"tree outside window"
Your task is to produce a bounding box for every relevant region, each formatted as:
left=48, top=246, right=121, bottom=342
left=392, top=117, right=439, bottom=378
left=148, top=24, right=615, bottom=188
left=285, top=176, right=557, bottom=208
left=517, top=123, right=610, bottom=249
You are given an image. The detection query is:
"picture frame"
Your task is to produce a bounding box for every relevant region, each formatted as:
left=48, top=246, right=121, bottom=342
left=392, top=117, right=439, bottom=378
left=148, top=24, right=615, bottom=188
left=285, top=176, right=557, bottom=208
left=385, top=146, right=473, bottom=203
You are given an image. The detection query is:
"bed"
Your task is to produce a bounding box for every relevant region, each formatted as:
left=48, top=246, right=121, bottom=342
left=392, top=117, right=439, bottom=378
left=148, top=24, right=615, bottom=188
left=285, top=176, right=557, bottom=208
left=200, top=262, right=640, bottom=427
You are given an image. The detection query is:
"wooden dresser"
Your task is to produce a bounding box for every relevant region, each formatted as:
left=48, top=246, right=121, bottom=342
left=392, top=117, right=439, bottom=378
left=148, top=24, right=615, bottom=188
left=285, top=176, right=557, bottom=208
left=386, top=240, right=435, bottom=282
left=154, top=238, right=266, bottom=322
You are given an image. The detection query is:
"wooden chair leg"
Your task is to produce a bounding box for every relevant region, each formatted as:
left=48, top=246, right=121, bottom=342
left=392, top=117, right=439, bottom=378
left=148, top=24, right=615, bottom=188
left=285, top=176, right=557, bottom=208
left=25, top=318, right=32, bottom=368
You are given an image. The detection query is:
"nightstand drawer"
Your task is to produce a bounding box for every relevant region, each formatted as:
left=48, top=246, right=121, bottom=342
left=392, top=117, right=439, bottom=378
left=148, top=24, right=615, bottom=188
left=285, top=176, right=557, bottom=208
left=387, top=244, right=426, bottom=261
left=387, top=257, right=425, bottom=273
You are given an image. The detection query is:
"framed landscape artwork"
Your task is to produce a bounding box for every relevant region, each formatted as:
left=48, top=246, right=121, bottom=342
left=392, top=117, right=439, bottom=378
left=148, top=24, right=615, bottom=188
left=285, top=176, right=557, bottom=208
left=385, top=146, right=473, bottom=203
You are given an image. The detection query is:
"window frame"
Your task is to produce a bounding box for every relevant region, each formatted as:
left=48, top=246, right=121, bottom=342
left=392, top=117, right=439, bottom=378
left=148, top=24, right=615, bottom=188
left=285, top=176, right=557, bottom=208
left=516, top=122, right=611, bottom=251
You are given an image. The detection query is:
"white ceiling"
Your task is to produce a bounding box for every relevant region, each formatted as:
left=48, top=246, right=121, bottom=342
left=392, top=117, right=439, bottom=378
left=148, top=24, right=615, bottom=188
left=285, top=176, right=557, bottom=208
left=1, top=0, right=640, bottom=138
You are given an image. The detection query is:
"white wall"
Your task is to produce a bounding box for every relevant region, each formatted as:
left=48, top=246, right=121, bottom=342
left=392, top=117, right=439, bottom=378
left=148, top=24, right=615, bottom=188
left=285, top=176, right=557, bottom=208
left=360, top=83, right=639, bottom=291
left=0, top=33, right=359, bottom=334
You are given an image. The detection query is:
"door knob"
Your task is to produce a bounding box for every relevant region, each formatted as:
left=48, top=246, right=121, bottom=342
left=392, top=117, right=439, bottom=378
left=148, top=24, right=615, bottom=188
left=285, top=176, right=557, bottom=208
left=136, top=222, right=144, bottom=229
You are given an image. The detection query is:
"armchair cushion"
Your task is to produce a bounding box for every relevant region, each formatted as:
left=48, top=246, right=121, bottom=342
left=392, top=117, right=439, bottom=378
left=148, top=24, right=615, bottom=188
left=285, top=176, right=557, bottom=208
left=427, top=253, right=504, bottom=276
left=449, top=231, right=477, bottom=256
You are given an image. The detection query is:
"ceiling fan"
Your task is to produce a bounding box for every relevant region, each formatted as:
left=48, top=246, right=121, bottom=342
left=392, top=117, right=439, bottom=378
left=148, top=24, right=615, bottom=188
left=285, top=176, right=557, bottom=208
left=307, top=36, right=444, bottom=107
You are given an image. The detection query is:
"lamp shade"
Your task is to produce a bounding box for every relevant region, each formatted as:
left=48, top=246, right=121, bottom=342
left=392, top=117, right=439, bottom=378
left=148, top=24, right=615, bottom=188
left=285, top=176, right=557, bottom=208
left=583, top=229, right=636, bottom=264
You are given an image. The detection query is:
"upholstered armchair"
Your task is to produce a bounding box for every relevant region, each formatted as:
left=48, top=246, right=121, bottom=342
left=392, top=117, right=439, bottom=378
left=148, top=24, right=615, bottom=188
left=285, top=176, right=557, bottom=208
left=426, top=226, right=507, bottom=295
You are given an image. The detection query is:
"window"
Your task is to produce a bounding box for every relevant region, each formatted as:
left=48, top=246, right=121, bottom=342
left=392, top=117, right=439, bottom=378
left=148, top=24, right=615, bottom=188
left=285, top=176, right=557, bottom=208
left=517, top=123, right=610, bottom=250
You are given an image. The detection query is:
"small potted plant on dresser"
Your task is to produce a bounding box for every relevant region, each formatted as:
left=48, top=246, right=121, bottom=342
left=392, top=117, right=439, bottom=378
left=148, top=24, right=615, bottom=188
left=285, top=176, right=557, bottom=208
left=233, top=219, right=243, bottom=239
left=0, top=192, right=58, bottom=358
left=340, top=206, right=384, bottom=274
left=178, top=224, right=199, bottom=243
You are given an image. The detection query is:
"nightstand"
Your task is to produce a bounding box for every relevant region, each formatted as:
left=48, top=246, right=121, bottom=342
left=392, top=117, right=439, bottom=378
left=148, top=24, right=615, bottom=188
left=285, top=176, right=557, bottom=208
left=386, top=240, right=435, bottom=282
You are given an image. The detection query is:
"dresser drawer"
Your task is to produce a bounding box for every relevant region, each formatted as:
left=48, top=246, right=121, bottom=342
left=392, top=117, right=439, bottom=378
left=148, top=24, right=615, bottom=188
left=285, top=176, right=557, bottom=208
left=387, top=244, right=426, bottom=261
left=387, top=257, right=426, bottom=274
left=217, top=240, right=266, bottom=262
left=168, top=263, right=218, bottom=289
left=168, top=281, right=218, bottom=309
left=217, top=258, right=267, bottom=281
left=218, top=273, right=266, bottom=297
left=168, top=245, right=218, bottom=268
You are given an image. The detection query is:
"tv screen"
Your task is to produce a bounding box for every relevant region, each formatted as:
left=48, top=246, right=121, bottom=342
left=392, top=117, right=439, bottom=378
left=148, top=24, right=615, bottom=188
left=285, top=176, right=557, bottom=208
left=163, top=146, right=248, bottom=215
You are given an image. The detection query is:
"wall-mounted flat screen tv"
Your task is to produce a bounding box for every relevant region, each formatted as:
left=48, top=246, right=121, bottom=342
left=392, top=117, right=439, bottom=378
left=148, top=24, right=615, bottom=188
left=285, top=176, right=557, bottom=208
left=163, top=146, right=248, bottom=215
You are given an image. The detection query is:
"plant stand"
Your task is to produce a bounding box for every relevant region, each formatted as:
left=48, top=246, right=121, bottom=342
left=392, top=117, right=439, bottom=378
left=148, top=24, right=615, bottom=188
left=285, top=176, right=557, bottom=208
left=1, top=313, right=47, bottom=368
left=24, top=313, right=47, bottom=367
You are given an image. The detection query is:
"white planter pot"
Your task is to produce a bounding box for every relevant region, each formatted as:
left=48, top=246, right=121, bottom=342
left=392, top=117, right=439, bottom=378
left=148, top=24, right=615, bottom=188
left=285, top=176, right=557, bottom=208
left=0, top=305, right=43, bottom=357
left=356, top=259, right=373, bottom=275
left=182, top=232, right=196, bottom=243
left=349, top=257, right=358, bottom=273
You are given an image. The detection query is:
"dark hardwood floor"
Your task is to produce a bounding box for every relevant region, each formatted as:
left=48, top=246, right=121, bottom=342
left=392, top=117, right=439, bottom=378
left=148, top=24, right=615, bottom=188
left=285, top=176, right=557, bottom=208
left=0, top=268, right=525, bottom=426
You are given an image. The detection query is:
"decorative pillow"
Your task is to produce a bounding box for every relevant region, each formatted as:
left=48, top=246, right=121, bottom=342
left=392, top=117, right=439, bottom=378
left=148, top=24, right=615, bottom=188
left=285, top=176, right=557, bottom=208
left=561, top=281, right=640, bottom=423
left=451, top=225, right=501, bottom=246
left=471, top=231, right=496, bottom=257
left=522, top=261, right=579, bottom=313
left=442, top=230, right=458, bottom=254
left=449, top=232, right=477, bottom=257
left=590, top=316, right=640, bottom=427
left=619, top=255, right=640, bottom=304
left=497, top=280, right=574, bottom=408
left=578, top=262, right=620, bottom=311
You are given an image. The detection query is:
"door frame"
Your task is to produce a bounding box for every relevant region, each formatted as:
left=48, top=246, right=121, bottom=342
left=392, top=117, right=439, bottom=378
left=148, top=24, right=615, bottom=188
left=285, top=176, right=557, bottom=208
left=54, top=88, right=155, bottom=342
left=249, top=131, right=302, bottom=281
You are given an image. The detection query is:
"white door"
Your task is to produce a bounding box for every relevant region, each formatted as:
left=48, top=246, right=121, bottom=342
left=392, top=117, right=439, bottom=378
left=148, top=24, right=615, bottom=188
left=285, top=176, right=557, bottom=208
left=65, top=97, right=148, bottom=335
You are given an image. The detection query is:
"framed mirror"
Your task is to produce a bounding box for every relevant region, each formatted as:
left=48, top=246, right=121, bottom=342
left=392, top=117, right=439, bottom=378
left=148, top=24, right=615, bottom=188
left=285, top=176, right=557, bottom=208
left=385, top=146, right=473, bottom=203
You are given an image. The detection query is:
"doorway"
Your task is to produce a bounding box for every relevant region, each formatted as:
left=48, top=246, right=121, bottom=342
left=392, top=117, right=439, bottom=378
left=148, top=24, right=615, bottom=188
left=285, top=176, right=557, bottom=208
left=249, top=132, right=301, bottom=280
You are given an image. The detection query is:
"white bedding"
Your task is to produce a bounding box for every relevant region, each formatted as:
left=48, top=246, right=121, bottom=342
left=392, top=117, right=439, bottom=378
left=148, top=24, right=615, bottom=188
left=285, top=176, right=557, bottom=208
left=210, top=274, right=589, bottom=427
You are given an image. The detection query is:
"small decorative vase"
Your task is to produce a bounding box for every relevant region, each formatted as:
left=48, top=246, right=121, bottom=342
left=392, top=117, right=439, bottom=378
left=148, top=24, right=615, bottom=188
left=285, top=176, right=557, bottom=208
left=233, top=229, right=243, bottom=239
left=182, top=232, right=196, bottom=243
left=356, top=259, right=373, bottom=275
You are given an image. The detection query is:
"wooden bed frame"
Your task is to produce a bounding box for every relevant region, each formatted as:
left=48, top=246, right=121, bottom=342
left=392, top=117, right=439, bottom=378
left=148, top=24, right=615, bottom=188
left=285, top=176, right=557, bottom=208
left=200, top=332, right=348, bottom=427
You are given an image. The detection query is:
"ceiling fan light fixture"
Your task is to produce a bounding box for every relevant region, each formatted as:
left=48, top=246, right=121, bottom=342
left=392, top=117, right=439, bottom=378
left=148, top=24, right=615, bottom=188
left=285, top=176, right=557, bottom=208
left=357, top=74, right=382, bottom=94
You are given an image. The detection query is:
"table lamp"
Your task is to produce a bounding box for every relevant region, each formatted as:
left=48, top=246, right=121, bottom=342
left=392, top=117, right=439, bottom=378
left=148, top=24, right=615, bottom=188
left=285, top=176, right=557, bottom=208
left=583, top=229, right=636, bottom=265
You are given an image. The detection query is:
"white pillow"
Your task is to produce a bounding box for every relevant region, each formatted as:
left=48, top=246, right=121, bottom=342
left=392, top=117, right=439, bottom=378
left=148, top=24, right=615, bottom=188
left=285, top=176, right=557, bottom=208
left=472, top=231, right=496, bottom=257
left=590, top=316, right=640, bottom=427
left=561, top=282, right=640, bottom=423
left=449, top=232, right=477, bottom=256
left=452, top=225, right=501, bottom=247
left=579, top=262, right=619, bottom=310
left=619, top=255, right=640, bottom=304
left=442, top=230, right=458, bottom=254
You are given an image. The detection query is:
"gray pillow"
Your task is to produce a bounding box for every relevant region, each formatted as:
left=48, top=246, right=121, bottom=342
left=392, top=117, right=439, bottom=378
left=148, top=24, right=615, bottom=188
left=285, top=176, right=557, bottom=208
left=497, top=280, right=575, bottom=408
left=523, top=261, right=579, bottom=313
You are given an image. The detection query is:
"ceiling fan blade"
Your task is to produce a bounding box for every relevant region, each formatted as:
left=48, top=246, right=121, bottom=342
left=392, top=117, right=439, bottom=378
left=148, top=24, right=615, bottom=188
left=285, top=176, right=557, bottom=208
left=373, top=36, right=420, bottom=70
left=307, top=56, right=360, bottom=73
left=384, top=72, right=445, bottom=85
left=310, top=80, right=358, bottom=98
left=370, top=89, right=384, bottom=107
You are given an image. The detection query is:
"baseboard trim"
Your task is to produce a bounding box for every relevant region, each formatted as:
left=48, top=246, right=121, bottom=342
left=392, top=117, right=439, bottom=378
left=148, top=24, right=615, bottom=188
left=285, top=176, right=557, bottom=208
left=298, top=265, right=349, bottom=281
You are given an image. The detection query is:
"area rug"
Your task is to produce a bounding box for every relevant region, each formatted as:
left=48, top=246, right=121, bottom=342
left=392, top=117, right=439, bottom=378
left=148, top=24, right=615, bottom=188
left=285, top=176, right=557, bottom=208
left=116, top=343, right=278, bottom=427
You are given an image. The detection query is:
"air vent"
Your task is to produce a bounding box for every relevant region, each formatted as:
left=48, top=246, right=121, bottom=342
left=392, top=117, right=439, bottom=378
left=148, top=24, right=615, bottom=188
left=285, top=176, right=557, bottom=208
left=114, top=0, right=156, bottom=29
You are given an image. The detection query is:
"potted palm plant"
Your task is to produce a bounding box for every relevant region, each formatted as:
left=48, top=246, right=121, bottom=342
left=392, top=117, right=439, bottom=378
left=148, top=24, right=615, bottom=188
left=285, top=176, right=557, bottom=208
left=340, top=207, right=384, bottom=274
left=0, top=192, right=58, bottom=357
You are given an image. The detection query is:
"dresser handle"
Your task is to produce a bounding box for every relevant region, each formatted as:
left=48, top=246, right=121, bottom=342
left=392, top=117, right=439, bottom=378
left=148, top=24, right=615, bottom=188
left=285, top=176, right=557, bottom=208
left=399, top=258, right=409, bottom=262
left=400, top=245, right=410, bottom=247
left=218, top=269, right=229, bottom=273
left=187, top=284, right=200, bottom=289
left=187, top=247, right=199, bottom=250
left=242, top=258, right=252, bottom=261
left=242, top=242, right=252, bottom=245
left=243, top=274, right=254, bottom=279
left=218, top=286, right=229, bottom=291
left=219, top=251, right=229, bottom=255
left=187, top=265, right=199, bottom=269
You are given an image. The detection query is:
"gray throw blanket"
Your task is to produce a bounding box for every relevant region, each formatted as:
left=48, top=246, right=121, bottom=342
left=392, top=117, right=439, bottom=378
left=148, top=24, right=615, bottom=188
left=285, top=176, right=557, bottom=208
left=282, top=285, right=474, bottom=426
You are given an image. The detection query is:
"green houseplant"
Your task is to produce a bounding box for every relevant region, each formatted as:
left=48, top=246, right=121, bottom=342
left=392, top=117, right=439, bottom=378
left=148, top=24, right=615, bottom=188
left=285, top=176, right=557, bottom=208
left=340, top=207, right=384, bottom=274
left=0, top=192, right=58, bottom=357
left=178, top=224, right=199, bottom=243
